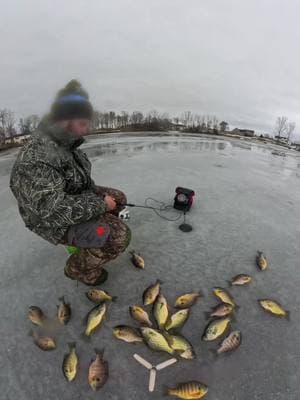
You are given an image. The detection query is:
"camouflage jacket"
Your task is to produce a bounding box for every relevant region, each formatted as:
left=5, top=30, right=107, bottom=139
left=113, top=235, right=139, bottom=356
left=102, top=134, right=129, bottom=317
left=10, top=117, right=106, bottom=245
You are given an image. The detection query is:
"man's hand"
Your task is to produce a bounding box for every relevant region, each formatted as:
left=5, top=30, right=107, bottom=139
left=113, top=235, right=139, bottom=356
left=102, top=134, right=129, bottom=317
left=104, top=195, right=117, bottom=211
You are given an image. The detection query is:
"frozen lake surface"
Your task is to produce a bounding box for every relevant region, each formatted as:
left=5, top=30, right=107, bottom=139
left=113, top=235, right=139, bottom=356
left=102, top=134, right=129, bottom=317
left=0, top=132, right=299, bottom=400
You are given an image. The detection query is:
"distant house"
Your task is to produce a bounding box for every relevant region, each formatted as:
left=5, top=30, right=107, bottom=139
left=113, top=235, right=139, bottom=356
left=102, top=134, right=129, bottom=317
left=274, top=135, right=289, bottom=143
left=261, top=133, right=271, bottom=138
left=170, top=122, right=186, bottom=131
left=231, top=128, right=255, bottom=137
left=4, top=133, right=30, bottom=145
left=292, top=141, right=300, bottom=151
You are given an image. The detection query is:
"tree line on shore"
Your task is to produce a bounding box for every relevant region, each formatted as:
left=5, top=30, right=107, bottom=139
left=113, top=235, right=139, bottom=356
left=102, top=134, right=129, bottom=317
left=91, top=110, right=226, bottom=133
left=0, top=108, right=227, bottom=146
left=0, top=106, right=297, bottom=149
left=0, top=110, right=40, bottom=145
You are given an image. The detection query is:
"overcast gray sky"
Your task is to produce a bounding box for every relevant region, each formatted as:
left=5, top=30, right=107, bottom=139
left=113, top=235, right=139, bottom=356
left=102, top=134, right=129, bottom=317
left=0, top=0, right=300, bottom=137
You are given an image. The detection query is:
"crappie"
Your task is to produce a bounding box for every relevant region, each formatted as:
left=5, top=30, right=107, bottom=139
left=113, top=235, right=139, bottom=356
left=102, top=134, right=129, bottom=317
left=213, top=287, right=237, bottom=308
left=202, top=317, right=231, bottom=341
left=28, top=306, right=46, bottom=326
left=113, top=325, right=143, bottom=343
left=174, top=292, right=202, bottom=309
left=204, top=303, right=234, bottom=320
left=140, top=327, right=175, bottom=355
left=62, top=342, right=78, bottom=381
left=143, top=279, right=161, bottom=305
left=258, top=299, right=289, bottom=319
left=165, top=309, right=190, bottom=332
left=86, top=289, right=117, bottom=304
left=228, top=274, right=252, bottom=286
left=84, top=303, right=106, bottom=337
left=153, top=293, right=169, bottom=329
left=130, top=251, right=145, bottom=269
left=164, top=333, right=196, bottom=359
left=129, top=305, right=152, bottom=326
left=29, top=330, right=56, bottom=351
left=256, top=251, right=268, bottom=270
left=57, top=296, right=71, bottom=325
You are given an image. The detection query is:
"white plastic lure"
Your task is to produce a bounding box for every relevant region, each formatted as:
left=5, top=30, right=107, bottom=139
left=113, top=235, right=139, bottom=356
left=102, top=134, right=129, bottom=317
left=133, top=353, right=177, bottom=392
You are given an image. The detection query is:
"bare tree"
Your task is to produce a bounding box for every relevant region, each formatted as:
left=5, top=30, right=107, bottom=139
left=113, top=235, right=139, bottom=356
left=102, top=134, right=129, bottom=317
left=219, top=121, right=229, bottom=133
left=182, top=111, right=192, bottom=127
left=6, top=110, right=16, bottom=143
left=200, top=116, right=206, bottom=132
left=99, top=112, right=105, bottom=129
left=19, top=118, right=28, bottom=135
left=136, top=112, right=144, bottom=126
left=109, top=111, right=116, bottom=129
left=19, top=117, right=32, bottom=135
left=160, top=112, right=171, bottom=130
left=130, top=111, right=144, bottom=128
left=0, top=127, right=5, bottom=145
left=286, top=122, right=296, bottom=142
left=91, top=110, right=101, bottom=130
left=116, top=114, right=122, bottom=129
left=205, top=115, right=212, bottom=132
left=0, top=109, right=16, bottom=144
left=194, top=114, right=201, bottom=128
left=0, top=109, right=8, bottom=144
left=212, top=116, right=219, bottom=133
left=103, top=112, right=110, bottom=129
left=274, top=116, right=288, bottom=138
left=29, top=114, right=40, bottom=131
left=121, top=111, right=129, bottom=128
left=144, top=110, right=158, bottom=129
left=18, top=115, right=40, bottom=136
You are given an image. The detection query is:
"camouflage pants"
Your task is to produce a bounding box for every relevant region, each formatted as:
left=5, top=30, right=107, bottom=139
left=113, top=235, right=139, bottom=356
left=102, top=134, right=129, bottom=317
left=63, top=186, right=131, bottom=285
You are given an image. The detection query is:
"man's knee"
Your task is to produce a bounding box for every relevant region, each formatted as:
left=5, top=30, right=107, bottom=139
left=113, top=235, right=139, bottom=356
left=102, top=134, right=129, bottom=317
left=122, top=224, right=131, bottom=250
left=110, top=223, right=131, bottom=254
left=107, top=187, right=127, bottom=205
left=114, top=189, right=127, bottom=206
left=120, top=190, right=127, bottom=205
left=65, top=220, right=111, bottom=249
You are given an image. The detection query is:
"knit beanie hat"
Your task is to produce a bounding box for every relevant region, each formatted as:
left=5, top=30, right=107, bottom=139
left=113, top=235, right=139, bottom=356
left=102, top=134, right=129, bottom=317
left=50, top=79, right=93, bottom=121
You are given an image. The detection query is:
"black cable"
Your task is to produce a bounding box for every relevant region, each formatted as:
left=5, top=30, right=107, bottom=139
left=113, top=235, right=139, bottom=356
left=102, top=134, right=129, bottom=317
left=145, top=197, right=183, bottom=221
left=123, top=197, right=184, bottom=222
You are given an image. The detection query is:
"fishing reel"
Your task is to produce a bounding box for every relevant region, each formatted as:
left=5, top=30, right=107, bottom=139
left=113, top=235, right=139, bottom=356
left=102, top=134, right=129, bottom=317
left=118, top=206, right=130, bottom=220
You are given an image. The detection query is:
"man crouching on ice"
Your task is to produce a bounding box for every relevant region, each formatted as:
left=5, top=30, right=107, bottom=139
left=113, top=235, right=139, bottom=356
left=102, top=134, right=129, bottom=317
left=10, top=80, right=131, bottom=286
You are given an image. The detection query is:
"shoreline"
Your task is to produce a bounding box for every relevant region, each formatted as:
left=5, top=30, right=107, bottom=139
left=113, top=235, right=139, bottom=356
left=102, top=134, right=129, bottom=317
left=0, top=129, right=298, bottom=155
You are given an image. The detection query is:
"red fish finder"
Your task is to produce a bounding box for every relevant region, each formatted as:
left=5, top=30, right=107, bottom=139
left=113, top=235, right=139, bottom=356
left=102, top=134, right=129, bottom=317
left=173, top=187, right=195, bottom=212
left=174, top=187, right=195, bottom=232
